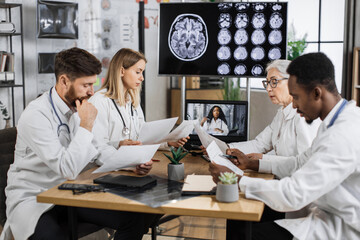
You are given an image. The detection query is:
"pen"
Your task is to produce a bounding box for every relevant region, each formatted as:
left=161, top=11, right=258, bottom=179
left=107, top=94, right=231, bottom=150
left=152, top=159, right=161, bottom=162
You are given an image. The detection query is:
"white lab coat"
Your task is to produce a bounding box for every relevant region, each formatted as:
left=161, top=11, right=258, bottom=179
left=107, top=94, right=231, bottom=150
left=202, top=118, right=229, bottom=135
left=229, top=103, right=320, bottom=161
left=0, top=88, right=99, bottom=240
left=89, top=89, right=168, bottom=160
left=239, top=100, right=360, bottom=240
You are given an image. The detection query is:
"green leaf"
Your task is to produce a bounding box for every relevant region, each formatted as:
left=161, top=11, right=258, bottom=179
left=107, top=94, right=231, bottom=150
left=163, top=153, right=173, bottom=162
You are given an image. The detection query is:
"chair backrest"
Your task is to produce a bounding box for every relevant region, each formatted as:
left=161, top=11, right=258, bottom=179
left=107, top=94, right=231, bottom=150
left=0, top=127, right=16, bottom=227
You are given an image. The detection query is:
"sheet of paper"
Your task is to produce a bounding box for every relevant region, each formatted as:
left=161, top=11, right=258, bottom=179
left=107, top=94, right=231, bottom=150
left=194, top=123, right=228, bottom=153
left=182, top=175, right=216, bottom=192
left=161, top=120, right=196, bottom=142
left=138, top=117, right=178, bottom=145
left=206, top=141, right=243, bottom=176
left=93, top=144, right=160, bottom=173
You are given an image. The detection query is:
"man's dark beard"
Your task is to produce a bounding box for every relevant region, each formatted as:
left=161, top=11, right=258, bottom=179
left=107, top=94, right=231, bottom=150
left=64, top=85, right=89, bottom=108
left=306, top=119, right=313, bottom=124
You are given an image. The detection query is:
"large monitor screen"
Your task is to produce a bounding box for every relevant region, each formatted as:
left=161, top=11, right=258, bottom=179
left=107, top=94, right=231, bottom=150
left=159, top=2, right=287, bottom=77
left=185, top=100, right=248, bottom=144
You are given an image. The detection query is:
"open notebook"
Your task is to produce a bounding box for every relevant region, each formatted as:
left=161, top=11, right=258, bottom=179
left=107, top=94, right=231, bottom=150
left=181, top=175, right=217, bottom=195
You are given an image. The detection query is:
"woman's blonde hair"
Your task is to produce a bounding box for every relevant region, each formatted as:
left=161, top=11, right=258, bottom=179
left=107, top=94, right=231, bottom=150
left=99, top=48, right=147, bottom=107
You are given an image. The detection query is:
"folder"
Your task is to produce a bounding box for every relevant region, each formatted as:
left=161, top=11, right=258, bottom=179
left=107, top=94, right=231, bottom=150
left=93, top=174, right=157, bottom=188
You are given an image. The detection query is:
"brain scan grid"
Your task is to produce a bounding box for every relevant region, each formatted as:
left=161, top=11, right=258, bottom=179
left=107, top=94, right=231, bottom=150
left=161, top=2, right=287, bottom=76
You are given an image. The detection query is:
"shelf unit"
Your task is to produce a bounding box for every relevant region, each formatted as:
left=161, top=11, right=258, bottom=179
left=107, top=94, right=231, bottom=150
left=0, top=3, right=25, bottom=126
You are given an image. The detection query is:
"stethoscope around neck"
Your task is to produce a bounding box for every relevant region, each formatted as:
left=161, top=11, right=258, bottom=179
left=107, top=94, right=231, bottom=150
left=49, top=87, right=70, bottom=136
left=111, top=99, right=134, bottom=136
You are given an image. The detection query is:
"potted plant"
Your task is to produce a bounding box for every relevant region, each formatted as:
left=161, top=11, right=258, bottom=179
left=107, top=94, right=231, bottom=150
left=163, top=147, right=188, bottom=181
left=216, top=172, right=239, bottom=203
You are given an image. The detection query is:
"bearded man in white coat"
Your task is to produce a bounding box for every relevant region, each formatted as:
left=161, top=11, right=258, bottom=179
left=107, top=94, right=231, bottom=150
left=0, top=47, right=158, bottom=240
left=209, top=52, right=360, bottom=240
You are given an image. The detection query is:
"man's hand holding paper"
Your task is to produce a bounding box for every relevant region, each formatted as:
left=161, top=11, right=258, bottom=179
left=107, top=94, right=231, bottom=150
left=206, top=141, right=244, bottom=176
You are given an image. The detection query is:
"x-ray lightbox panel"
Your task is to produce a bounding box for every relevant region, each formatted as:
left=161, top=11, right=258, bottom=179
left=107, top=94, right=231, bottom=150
left=158, top=2, right=287, bottom=77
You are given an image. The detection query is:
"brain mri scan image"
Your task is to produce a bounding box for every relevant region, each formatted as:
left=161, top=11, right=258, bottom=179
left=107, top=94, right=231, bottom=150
left=252, top=13, right=266, bottom=29
left=234, top=29, right=249, bottom=45
left=269, top=13, right=283, bottom=29
left=268, top=30, right=282, bottom=45
left=234, top=64, right=247, bottom=75
left=168, top=14, right=208, bottom=61
left=251, top=64, right=264, bottom=76
left=234, top=46, right=248, bottom=61
left=251, top=29, right=266, bottom=45
left=253, top=3, right=266, bottom=12
left=268, top=47, right=281, bottom=60
left=217, top=28, right=232, bottom=45
left=272, top=4, right=282, bottom=11
left=218, top=3, right=232, bottom=12
left=235, top=3, right=250, bottom=12
left=217, top=46, right=231, bottom=61
left=217, top=63, right=231, bottom=75
left=235, top=13, right=249, bottom=29
left=251, top=46, right=265, bottom=61
left=218, top=13, right=232, bottom=28
left=159, top=2, right=287, bottom=77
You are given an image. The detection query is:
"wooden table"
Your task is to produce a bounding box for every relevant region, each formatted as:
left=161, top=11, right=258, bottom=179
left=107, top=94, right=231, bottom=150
left=37, top=151, right=273, bottom=240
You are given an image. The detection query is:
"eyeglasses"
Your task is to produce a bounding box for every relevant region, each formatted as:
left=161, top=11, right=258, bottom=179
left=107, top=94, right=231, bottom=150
left=262, top=78, right=288, bottom=89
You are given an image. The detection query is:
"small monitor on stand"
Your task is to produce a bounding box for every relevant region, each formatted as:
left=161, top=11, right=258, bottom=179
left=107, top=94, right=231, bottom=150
left=185, top=99, right=248, bottom=147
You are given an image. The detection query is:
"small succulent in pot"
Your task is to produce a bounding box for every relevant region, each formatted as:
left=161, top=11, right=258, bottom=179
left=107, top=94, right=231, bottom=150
left=163, top=147, right=188, bottom=165
left=218, top=172, right=238, bottom=185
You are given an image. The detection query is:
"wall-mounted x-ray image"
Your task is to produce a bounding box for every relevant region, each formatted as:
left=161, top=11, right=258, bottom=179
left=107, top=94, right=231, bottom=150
left=218, top=13, right=232, bottom=28
left=168, top=14, right=208, bottom=61
left=159, top=2, right=287, bottom=77
left=37, top=0, right=78, bottom=39
left=38, top=53, right=57, bottom=73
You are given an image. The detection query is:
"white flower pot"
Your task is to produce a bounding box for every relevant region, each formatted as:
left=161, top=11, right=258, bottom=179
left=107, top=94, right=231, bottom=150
left=167, top=163, right=184, bottom=181
left=216, top=183, right=239, bottom=203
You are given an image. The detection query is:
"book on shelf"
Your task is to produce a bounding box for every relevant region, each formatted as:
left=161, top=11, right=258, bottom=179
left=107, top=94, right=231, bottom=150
left=0, top=52, right=14, bottom=72
left=0, top=52, right=7, bottom=72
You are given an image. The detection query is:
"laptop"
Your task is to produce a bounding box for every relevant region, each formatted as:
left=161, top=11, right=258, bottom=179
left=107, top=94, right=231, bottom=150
left=93, top=174, right=157, bottom=188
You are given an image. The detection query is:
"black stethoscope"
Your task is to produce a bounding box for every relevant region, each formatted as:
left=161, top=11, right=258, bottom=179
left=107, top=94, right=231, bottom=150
left=49, top=87, right=70, bottom=136
left=327, top=99, right=348, bottom=128
left=111, top=99, right=134, bottom=136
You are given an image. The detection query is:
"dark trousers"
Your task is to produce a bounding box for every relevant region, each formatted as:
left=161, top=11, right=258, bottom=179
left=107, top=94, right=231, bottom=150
left=226, top=206, right=293, bottom=240
left=29, top=205, right=161, bottom=240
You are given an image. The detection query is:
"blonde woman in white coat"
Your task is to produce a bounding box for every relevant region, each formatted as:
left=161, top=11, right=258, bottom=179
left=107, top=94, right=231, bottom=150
left=90, top=48, right=187, bottom=173
left=229, top=60, right=320, bottom=164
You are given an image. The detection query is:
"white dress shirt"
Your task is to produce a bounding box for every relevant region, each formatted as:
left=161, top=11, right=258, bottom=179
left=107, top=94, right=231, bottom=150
left=202, top=118, right=229, bottom=135
left=0, top=88, right=98, bottom=240
left=239, top=100, right=360, bottom=240
left=89, top=90, right=167, bottom=166
left=229, top=103, right=320, bottom=164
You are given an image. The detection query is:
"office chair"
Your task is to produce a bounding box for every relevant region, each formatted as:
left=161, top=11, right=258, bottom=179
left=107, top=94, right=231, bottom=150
left=0, top=127, right=113, bottom=239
